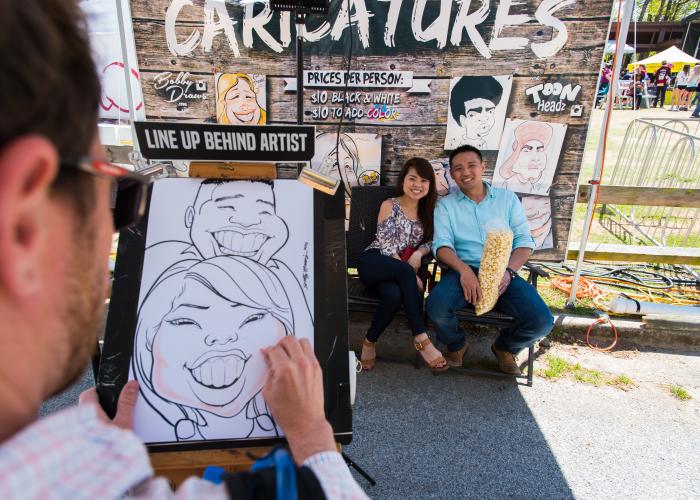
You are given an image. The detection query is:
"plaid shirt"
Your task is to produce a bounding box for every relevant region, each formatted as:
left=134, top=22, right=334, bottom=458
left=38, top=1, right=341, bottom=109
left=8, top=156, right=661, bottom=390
left=0, top=405, right=368, bottom=500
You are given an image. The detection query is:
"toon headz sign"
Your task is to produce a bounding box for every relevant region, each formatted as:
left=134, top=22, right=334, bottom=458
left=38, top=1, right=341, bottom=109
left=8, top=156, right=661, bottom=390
left=134, top=122, right=315, bottom=162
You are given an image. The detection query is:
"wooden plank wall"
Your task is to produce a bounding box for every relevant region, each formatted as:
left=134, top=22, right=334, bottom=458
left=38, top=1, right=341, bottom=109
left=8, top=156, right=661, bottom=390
left=129, top=0, right=613, bottom=261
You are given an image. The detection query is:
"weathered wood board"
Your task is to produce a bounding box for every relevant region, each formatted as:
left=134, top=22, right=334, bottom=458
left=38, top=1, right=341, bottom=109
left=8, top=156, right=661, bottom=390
left=129, top=0, right=615, bottom=261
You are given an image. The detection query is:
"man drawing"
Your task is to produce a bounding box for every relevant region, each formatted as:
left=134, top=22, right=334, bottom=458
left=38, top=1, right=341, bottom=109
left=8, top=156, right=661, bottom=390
left=0, top=1, right=365, bottom=497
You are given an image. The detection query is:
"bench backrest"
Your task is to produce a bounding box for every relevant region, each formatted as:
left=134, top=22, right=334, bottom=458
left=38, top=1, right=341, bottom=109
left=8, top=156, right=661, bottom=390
left=346, top=186, right=397, bottom=268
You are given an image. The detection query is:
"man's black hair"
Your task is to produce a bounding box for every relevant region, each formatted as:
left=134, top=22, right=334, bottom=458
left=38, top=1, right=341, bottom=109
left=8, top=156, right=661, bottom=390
left=449, top=144, right=483, bottom=166
left=450, top=76, right=503, bottom=123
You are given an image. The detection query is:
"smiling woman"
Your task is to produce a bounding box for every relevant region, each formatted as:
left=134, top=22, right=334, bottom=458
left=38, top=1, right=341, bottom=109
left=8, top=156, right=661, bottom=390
left=132, top=256, right=293, bottom=442
left=215, top=73, right=267, bottom=125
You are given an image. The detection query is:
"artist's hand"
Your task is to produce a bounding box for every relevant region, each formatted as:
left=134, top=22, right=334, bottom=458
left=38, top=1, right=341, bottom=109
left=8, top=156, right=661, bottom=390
left=79, top=380, right=139, bottom=431
left=407, top=252, right=422, bottom=273
left=459, top=267, right=482, bottom=305
left=498, top=271, right=512, bottom=296
left=262, top=337, right=335, bottom=464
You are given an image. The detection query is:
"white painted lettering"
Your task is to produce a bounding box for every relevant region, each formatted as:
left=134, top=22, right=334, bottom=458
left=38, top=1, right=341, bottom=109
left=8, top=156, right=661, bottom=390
left=330, top=0, right=373, bottom=48
left=531, top=0, right=574, bottom=58
left=411, top=0, right=451, bottom=49
left=489, top=0, right=531, bottom=51
left=165, top=0, right=200, bottom=56
left=202, top=0, right=240, bottom=57
left=243, top=2, right=282, bottom=52
left=450, top=0, right=491, bottom=59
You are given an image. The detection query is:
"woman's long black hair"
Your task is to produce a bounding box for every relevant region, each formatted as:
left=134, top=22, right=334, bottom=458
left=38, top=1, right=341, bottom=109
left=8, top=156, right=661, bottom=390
left=396, top=157, right=437, bottom=246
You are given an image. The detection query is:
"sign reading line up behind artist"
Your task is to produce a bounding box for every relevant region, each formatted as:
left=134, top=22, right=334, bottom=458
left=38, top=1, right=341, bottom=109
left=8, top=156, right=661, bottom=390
left=134, top=121, right=316, bottom=161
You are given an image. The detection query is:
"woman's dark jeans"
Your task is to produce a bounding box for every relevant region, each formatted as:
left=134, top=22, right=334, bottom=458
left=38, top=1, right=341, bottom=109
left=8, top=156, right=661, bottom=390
left=357, top=249, right=426, bottom=342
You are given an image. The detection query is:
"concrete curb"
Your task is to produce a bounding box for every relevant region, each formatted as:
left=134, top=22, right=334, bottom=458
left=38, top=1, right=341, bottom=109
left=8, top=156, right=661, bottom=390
left=348, top=310, right=699, bottom=366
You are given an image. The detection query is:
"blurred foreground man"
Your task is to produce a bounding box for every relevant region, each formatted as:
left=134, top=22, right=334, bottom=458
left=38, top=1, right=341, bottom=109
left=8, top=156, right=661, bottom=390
left=0, top=1, right=366, bottom=498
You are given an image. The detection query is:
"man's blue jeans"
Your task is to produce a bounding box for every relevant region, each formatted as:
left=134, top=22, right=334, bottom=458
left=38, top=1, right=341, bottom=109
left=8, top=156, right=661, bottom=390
left=692, top=97, right=700, bottom=117
left=426, top=269, right=553, bottom=354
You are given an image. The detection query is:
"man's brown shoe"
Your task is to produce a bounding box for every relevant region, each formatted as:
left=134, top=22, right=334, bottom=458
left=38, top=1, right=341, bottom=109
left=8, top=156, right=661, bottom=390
left=445, top=345, right=469, bottom=367
left=491, top=344, right=522, bottom=375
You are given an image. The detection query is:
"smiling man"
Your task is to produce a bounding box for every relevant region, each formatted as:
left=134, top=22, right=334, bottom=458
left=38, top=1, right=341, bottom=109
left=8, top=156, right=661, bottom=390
left=426, top=145, right=553, bottom=375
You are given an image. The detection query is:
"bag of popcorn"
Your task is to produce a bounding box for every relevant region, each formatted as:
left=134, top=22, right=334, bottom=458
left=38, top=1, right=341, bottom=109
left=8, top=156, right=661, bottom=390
left=474, top=220, right=513, bottom=316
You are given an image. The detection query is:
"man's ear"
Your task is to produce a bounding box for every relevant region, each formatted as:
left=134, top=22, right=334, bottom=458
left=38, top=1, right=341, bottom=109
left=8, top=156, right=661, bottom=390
left=459, top=115, right=467, bottom=129
left=0, top=136, right=59, bottom=298
left=185, top=206, right=195, bottom=228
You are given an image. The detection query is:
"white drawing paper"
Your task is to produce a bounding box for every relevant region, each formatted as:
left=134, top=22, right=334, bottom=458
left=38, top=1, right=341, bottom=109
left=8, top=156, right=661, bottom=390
left=310, top=132, right=382, bottom=196
left=131, top=179, right=314, bottom=444
left=492, top=119, right=567, bottom=196
left=444, top=75, right=513, bottom=151
left=430, top=158, right=456, bottom=198
left=215, top=73, right=267, bottom=125
left=521, top=195, right=554, bottom=250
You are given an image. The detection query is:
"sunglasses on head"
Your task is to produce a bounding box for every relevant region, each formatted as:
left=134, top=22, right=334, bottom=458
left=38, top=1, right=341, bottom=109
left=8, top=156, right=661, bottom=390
left=60, top=159, right=150, bottom=231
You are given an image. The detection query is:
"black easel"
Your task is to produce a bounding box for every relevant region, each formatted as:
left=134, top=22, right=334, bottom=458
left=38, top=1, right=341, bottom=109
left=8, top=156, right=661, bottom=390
left=342, top=451, right=377, bottom=486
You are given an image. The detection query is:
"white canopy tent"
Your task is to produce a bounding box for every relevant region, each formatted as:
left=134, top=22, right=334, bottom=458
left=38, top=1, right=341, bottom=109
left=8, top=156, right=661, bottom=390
left=605, top=41, right=635, bottom=54
left=628, top=46, right=700, bottom=73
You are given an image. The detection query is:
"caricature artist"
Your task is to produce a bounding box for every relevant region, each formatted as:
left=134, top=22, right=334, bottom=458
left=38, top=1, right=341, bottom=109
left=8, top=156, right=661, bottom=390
left=0, top=1, right=367, bottom=498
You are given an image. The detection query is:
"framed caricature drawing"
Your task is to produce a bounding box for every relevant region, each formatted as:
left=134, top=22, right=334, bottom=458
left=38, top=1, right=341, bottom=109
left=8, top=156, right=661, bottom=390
left=98, top=178, right=351, bottom=451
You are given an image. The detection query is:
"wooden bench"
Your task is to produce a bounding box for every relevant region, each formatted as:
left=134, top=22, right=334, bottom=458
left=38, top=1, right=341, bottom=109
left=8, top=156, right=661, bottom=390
left=347, top=186, right=548, bottom=386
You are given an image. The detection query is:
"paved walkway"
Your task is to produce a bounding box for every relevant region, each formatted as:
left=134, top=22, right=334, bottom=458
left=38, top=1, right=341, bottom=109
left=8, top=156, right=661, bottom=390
left=343, top=343, right=700, bottom=499
left=40, top=343, right=700, bottom=499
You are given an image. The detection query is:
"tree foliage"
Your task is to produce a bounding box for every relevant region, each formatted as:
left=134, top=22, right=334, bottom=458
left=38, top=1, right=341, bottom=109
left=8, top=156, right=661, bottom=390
left=635, top=0, right=699, bottom=22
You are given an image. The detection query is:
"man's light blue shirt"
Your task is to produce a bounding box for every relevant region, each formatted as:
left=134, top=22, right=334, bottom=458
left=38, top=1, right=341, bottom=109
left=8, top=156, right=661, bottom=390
left=432, top=182, right=535, bottom=268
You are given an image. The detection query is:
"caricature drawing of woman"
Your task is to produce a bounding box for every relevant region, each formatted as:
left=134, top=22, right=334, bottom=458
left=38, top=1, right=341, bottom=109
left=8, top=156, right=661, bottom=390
left=216, top=73, right=266, bottom=125
left=497, top=121, right=553, bottom=195
left=317, top=133, right=378, bottom=196
left=132, top=255, right=293, bottom=442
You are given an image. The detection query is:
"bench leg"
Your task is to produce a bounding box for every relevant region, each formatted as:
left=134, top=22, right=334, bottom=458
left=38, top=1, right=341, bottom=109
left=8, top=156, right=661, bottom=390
left=527, top=344, right=534, bottom=387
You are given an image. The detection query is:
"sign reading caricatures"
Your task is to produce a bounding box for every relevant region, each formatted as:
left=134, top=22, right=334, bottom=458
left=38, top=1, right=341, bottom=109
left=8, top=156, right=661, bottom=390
left=128, top=0, right=614, bottom=260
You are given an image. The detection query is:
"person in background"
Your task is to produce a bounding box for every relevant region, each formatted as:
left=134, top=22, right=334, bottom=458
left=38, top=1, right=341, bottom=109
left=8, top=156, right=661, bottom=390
left=686, top=64, right=700, bottom=108
left=671, top=64, right=690, bottom=111
left=0, top=1, right=368, bottom=498
left=426, top=145, right=553, bottom=375
left=596, top=63, right=613, bottom=108
left=653, top=61, right=671, bottom=108
left=357, top=158, right=448, bottom=373
left=630, top=65, right=649, bottom=109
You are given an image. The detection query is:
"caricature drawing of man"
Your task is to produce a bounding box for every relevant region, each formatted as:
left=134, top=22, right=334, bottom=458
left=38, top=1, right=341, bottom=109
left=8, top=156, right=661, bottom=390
left=496, top=121, right=554, bottom=195
left=446, top=76, right=505, bottom=150
left=521, top=196, right=553, bottom=250
left=143, top=180, right=313, bottom=338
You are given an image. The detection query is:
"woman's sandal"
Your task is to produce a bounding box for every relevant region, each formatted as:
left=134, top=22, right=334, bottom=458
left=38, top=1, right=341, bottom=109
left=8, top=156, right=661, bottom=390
left=414, top=337, right=449, bottom=373
left=360, top=338, right=376, bottom=371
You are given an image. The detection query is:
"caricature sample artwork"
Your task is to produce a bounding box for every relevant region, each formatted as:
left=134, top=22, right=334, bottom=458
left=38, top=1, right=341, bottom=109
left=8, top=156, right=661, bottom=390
left=492, top=119, right=567, bottom=196
left=215, top=73, right=267, bottom=125
left=444, top=75, right=513, bottom=151
left=430, top=158, right=455, bottom=198
left=310, top=132, right=382, bottom=195
left=520, top=195, right=554, bottom=250
left=131, top=179, right=314, bottom=444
